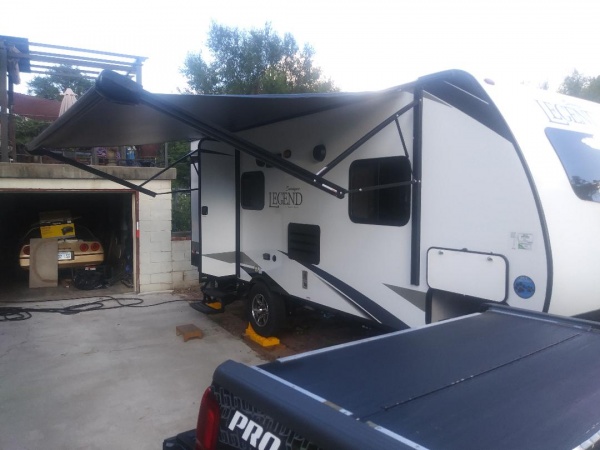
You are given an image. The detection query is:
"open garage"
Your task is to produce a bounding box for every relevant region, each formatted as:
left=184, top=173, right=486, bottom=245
left=0, top=189, right=135, bottom=301
left=0, top=162, right=189, bottom=302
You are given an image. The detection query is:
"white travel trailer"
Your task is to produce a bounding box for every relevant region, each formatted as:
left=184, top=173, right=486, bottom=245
left=190, top=70, right=600, bottom=335
left=27, top=69, right=600, bottom=337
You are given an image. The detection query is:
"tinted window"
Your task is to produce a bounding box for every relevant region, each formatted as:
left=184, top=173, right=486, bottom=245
left=546, top=128, right=600, bottom=202
left=241, top=171, right=265, bottom=210
left=349, top=156, right=412, bottom=226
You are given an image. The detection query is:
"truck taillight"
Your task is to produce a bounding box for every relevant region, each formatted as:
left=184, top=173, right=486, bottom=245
left=195, top=387, right=220, bottom=450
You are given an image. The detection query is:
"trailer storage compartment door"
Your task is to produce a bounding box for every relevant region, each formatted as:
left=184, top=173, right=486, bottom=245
left=426, top=247, right=508, bottom=301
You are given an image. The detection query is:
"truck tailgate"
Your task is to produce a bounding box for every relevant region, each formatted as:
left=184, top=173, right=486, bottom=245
left=217, top=307, right=600, bottom=450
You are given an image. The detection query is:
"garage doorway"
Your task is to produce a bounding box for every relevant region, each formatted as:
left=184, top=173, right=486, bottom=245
left=0, top=191, right=136, bottom=301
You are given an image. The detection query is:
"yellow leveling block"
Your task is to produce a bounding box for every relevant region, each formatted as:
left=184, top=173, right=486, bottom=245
left=205, top=302, right=222, bottom=311
left=245, top=324, right=280, bottom=347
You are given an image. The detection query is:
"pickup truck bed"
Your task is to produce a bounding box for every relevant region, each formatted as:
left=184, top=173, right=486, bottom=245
left=165, top=306, right=600, bottom=450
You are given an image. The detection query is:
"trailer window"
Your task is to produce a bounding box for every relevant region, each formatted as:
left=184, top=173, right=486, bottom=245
left=546, top=128, right=600, bottom=203
left=241, top=171, right=265, bottom=210
left=348, top=156, right=411, bottom=226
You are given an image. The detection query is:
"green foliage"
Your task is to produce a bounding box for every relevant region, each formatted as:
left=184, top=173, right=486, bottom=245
left=14, top=116, right=51, bottom=152
left=168, top=140, right=194, bottom=231
left=172, top=192, right=191, bottom=232
left=27, top=65, right=94, bottom=100
left=559, top=70, right=600, bottom=103
left=182, top=22, right=337, bottom=95
left=12, top=115, right=50, bottom=155
left=168, top=140, right=192, bottom=188
left=178, top=23, right=338, bottom=229
left=16, top=65, right=92, bottom=156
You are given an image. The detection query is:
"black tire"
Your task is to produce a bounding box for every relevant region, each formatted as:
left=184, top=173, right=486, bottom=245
left=247, top=282, right=286, bottom=337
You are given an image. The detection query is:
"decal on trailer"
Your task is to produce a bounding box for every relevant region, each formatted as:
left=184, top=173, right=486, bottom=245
left=514, top=275, right=536, bottom=299
left=228, top=410, right=282, bottom=450
left=537, top=100, right=594, bottom=126
left=269, top=187, right=303, bottom=208
left=511, top=232, right=533, bottom=251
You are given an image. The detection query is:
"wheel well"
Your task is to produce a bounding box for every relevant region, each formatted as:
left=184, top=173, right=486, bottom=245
left=247, top=275, right=286, bottom=298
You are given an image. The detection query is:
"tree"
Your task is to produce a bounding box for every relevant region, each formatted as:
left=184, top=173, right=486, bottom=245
left=13, top=65, right=95, bottom=159
left=168, top=140, right=193, bottom=232
left=559, top=70, right=600, bottom=103
left=27, top=65, right=94, bottom=100
left=176, top=23, right=336, bottom=230
left=13, top=116, right=51, bottom=156
left=181, top=22, right=337, bottom=95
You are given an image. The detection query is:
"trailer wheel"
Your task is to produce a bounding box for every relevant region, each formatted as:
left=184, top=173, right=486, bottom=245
left=247, top=283, right=286, bottom=337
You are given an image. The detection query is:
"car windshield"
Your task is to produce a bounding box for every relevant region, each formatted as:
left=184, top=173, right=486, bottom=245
left=546, top=127, right=600, bottom=203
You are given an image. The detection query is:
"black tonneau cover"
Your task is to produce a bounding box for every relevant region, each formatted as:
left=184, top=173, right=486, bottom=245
left=215, top=306, right=600, bottom=450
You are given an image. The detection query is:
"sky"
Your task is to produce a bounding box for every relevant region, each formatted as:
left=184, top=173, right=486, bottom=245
left=5, top=0, right=600, bottom=95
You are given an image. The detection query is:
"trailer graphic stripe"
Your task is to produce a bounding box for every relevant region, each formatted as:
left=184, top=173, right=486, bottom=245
left=281, top=252, right=409, bottom=330
left=384, top=284, right=427, bottom=312
left=204, top=251, right=259, bottom=268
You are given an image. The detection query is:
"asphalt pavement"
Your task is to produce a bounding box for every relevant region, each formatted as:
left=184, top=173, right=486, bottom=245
left=0, top=292, right=265, bottom=450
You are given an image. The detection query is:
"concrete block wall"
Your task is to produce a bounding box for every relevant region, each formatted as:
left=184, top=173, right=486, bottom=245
left=171, top=237, right=199, bottom=289
left=138, top=186, right=174, bottom=292
left=137, top=184, right=198, bottom=292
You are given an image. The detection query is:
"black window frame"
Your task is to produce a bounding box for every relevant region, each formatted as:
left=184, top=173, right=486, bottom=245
left=240, top=171, right=265, bottom=210
left=348, top=156, right=412, bottom=226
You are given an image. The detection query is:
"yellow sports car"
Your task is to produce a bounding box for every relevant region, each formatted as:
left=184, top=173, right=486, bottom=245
left=19, top=223, right=105, bottom=270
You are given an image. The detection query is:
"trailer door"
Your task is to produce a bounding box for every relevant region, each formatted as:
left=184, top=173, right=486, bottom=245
left=191, top=145, right=237, bottom=277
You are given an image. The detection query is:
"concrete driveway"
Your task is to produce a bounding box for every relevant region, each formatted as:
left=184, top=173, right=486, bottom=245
left=0, top=292, right=265, bottom=450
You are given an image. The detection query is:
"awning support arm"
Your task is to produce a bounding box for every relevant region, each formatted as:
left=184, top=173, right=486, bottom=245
left=156, top=188, right=198, bottom=195
left=316, top=100, right=417, bottom=177
left=138, top=148, right=196, bottom=188
left=140, top=138, right=219, bottom=188
left=30, top=148, right=157, bottom=197
left=346, top=180, right=415, bottom=194
left=95, top=70, right=348, bottom=199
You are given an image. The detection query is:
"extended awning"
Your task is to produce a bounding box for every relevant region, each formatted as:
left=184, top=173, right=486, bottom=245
left=27, top=70, right=403, bottom=197
left=26, top=69, right=507, bottom=198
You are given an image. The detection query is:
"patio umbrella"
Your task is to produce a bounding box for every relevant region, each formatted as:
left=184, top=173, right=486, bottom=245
left=59, top=88, right=77, bottom=116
